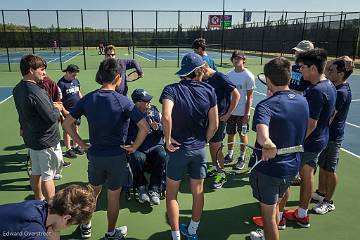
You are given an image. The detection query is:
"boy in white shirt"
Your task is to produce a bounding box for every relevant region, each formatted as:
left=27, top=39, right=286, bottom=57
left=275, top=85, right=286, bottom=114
left=225, top=50, right=255, bottom=169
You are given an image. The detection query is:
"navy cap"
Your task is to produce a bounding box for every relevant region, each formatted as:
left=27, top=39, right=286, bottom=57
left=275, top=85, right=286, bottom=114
left=175, top=52, right=205, bottom=77
left=62, top=64, right=80, bottom=73
left=131, top=89, right=153, bottom=102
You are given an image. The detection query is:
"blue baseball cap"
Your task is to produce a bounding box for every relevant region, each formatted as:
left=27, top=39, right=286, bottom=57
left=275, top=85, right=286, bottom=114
left=131, top=89, right=153, bottom=102
left=175, top=52, right=205, bottom=77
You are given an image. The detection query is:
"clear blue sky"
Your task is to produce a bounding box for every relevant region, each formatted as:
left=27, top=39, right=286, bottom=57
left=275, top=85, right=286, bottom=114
left=1, top=0, right=359, bottom=29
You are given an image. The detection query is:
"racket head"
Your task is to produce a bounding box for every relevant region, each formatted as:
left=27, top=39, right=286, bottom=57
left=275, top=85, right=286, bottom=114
left=257, top=73, right=267, bottom=85
left=127, top=70, right=141, bottom=82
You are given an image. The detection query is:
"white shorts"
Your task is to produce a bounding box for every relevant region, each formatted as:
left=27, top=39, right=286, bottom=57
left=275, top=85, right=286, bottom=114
left=29, top=143, right=62, bottom=181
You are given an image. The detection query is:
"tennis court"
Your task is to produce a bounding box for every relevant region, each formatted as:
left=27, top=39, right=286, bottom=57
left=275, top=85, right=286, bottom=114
left=0, top=50, right=82, bottom=64
left=134, top=48, right=257, bottom=61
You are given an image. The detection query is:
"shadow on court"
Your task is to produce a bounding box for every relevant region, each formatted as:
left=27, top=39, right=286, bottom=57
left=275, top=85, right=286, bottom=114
left=148, top=202, right=260, bottom=239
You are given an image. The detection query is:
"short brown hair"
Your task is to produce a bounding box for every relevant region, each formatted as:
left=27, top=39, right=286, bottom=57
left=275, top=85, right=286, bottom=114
left=104, top=45, right=116, bottom=54
left=230, top=50, right=246, bottom=62
left=20, top=54, right=47, bottom=76
left=264, top=57, right=291, bottom=86
left=192, top=38, right=206, bottom=51
left=48, top=184, right=96, bottom=225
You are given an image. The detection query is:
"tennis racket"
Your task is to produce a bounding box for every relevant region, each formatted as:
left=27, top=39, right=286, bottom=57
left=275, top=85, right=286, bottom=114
left=257, top=73, right=267, bottom=85
left=248, top=144, right=304, bottom=173
left=127, top=70, right=142, bottom=82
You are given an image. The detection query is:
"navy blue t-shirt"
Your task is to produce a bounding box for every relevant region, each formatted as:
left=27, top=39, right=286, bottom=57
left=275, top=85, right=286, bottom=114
left=251, top=91, right=309, bottom=178
left=57, top=77, right=81, bottom=110
left=304, top=79, right=337, bottom=153
left=204, top=71, right=235, bottom=117
left=0, top=200, right=48, bottom=240
left=159, top=80, right=217, bottom=150
left=127, top=105, right=164, bottom=153
left=289, top=64, right=311, bottom=92
left=329, top=83, right=352, bottom=142
left=70, top=90, right=143, bottom=156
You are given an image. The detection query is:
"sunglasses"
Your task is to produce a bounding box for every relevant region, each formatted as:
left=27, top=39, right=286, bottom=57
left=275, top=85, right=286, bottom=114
left=106, top=53, right=116, bottom=57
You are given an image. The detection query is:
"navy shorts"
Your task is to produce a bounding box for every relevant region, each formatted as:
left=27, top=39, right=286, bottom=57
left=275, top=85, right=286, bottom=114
left=318, top=141, right=342, bottom=172
left=87, top=153, right=131, bottom=191
left=300, top=151, right=320, bottom=169
left=209, top=121, right=226, bottom=143
left=166, top=147, right=207, bottom=181
left=250, top=170, right=295, bottom=205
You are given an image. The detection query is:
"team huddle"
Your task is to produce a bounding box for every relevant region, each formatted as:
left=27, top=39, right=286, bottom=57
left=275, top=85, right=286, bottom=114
left=0, top=38, right=354, bottom=240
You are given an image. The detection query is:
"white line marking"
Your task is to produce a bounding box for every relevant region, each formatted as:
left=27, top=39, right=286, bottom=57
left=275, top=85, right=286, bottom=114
left=352, top=99, right=360, bottom=102
left=136, top=50, right=166, bottom=61
left=63, top=51, right=82, bottom=63
left=0, top=95, right=13, bottom=104
left=48, top=51, right=77, bottom=63
left=340, top=148, right=360, bottom=159
left=134, top=51, right=151, bottom=61
left=346, top=121, right=360, bottom=129
left=254, top=90, right=266, bottom=96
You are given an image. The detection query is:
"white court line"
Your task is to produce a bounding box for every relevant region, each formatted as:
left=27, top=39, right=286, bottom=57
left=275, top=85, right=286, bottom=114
left=48, top=51, right=77, bottom=63
left=352, top=99, right=360, bottom=102
left=63, top=51, right=82, bottom=63
left=0, top=95, right=13, bottom=104
left=136, top=50, right=166, bottom=61
left=340, top=148, right=360, bottom=159
left=135, top=51, right=151, bottom=61
left=253, top=91, right=360, bottom=159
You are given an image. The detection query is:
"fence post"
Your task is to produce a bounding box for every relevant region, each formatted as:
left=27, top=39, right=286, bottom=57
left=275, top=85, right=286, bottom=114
left=336, top=11, right=344, bottom=57
left=260, top=10, right=267, bottom=65
left=56, top=10, right=63, bottom=71
left=107, top=10, right=110, bottom=44
left=131, top=10, right=135, bottom=59
left=80, top=9, right=86, bottom=70
left=177, top=10, right=180, bottom=67
left=155, top=11, right=158, bottom=68
left=27, top=9, right=35, bottom=54
left=353, top=14, right=360, bottom=60
left=200, top=11, right=203, bottom=38
left=301, top=11, right=307, bottom=40
left=220, top=5, right=225, bottom=66
left=1, top=10, right=11, bottom=72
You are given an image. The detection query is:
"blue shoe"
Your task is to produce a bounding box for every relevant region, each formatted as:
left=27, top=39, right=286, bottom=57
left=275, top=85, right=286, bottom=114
left=180, top=224, right=199, bottom=240
left=224, top=154, right=233, bottom=164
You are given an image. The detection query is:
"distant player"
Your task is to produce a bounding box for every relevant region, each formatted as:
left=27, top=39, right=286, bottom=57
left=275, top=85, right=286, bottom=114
left=98, top=42, right=105, bottom=55
left=192, top=38, right=217, bottom=71
left=52, top=40, right=58, bottom=54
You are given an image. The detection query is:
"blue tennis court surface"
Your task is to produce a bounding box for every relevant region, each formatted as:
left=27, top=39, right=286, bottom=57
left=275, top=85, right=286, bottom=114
left=0, top=87, right=13, bottom=104
left=253, top=74, right=360, bottom=157
left=0, top=51, right=81, bottom=64
left=134, top=49, right=249, bottom=61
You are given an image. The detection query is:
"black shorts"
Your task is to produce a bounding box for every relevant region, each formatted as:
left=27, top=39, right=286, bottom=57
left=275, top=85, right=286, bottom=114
left=209, top=121, right=226, bottom=143
left=226, top=115, right=249, bottom=135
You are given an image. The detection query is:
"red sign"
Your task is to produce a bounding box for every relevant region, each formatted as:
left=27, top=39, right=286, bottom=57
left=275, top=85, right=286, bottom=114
left=208, top=15, right=232, bottom=28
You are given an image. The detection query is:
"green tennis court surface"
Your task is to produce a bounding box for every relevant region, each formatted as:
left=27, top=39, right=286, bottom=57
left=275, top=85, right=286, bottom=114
left=1, top=60, right=359, bottom=239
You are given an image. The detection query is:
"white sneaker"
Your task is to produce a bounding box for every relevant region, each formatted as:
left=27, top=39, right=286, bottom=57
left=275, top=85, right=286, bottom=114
left=104, top=226, right=127, bottom=239
left=250, top=229, right=265, bottom=240
left=312, top=200, right=335, bottom=214
left=233, top=158, right=245, bottom=170
left=311, top=191, right=325, bottom=202
left=137, top=186, right=150, bottom=203
left=149, top=190, right=160, bottom=205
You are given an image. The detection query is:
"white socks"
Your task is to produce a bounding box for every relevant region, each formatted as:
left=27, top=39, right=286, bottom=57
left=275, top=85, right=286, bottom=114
left=171, top=231, right=181, bottom=240
left=298, top=207, right=308, bottom=218
left=188, top=220, right=200, bottom=235
left=228, top=150, right=234, bottom=158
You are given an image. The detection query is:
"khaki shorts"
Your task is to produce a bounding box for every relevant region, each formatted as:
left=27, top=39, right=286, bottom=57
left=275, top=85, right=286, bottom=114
left=30, top=143, right=62, bottom=181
